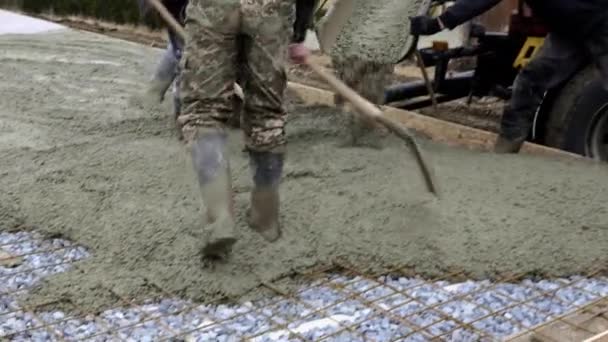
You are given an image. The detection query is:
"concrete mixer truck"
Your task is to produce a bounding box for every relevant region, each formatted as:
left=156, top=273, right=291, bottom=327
left=384, top=0, right=608, bottom=161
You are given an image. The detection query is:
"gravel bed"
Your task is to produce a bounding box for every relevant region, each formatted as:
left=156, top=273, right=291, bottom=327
left=1, top=231, right=607, bottom=341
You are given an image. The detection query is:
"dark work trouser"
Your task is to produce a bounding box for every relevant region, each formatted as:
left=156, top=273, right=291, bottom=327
left=500, top=22, right=608, bottom=141
left=150, top=31, right=184, bottom=119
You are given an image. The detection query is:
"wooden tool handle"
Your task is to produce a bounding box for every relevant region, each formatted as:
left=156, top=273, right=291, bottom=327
left=307, top=61, right=384, bottom=118
left=147, top=0, right=188, bottom=41
left=307, top=60, right=420, bottom=146
left=307, top=60, right=439, bottom=196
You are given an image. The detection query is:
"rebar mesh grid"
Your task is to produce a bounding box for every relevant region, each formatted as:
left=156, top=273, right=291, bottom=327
left=1, top=232, right=607, bottom=342
left=505, top=297, right=608, bottom=342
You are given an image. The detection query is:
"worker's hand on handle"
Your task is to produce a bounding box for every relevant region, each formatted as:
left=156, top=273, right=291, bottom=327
left=288, top=43, right=310, bottom=64
left=410, top=16, right=445, bottom=36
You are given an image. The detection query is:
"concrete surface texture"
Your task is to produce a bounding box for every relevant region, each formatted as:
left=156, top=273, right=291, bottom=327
left=0, top=27, right=607, bottom=314
left=320, top=0, right=469, bottom=54
left=328, top=0, right=429, bottom=64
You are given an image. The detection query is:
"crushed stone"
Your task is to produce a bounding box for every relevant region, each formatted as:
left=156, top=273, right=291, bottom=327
left=2, top=232, right=608, bottom=341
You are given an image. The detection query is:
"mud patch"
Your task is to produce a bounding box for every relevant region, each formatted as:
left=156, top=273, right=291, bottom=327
left=1, top=31, right=607, bottom=314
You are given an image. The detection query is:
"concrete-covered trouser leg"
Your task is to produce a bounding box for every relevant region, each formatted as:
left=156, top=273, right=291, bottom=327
left=171, top=36, right=184, bottom=129
left=496, top=33, right=585, bottom=153
left=179, top=0, right=241, bottom=256
left=333, top=57, right=393, bottom=145
left=190, top=129, right=237, bottom=256
left=240, top=0, right=292, bottom=241
left=148, top=41, right=180, bottom=103
left=168, top=28, right=185, bottom=124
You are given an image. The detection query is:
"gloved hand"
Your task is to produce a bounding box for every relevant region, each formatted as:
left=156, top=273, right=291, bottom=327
left=410, top=16, right=443, bottom=36
left=288, top=43, right=310, bottom=64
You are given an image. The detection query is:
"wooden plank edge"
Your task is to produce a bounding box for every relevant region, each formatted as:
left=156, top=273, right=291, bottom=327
left=302, top=55, right=434, bottom=82
left=0, top=248, right=23, bottom=268
left=287, top=81, right=584, bottom=161
left=584, top=330, right=608, bottom=342
left=504, top=298, right=608, bottom=342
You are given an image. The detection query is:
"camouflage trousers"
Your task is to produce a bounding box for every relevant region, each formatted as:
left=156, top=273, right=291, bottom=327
left=178, top=0, right=294, bottom=153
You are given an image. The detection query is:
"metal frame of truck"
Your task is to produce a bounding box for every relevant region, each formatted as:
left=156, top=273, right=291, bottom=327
left=384, top=0, right=608, bottom=161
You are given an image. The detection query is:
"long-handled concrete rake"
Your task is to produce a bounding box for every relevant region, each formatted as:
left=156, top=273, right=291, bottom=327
left=146, top=0, right=439, bottom=196
left=306, top=62, right=439, bottom=195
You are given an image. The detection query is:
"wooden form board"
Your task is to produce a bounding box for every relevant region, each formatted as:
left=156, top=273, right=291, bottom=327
left=506, top=299, right=608, bottom=342
left=287, top=81, right=584, bottom=160
left=307, top=54, right=432, bottom=79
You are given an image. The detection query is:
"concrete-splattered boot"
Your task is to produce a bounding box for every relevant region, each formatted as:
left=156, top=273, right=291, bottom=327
left=493, top=135, right=525, bottom=154
left=191, top=129, right=237, bottom=257
left=247, top=151, right=284, bottom=242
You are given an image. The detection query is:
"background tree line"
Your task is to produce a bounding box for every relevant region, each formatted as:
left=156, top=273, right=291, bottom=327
left=0, top=0, right=327, bottom=30
left=0, top=0, right=163, bottom=28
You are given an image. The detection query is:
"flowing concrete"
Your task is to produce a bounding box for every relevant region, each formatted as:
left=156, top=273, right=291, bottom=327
left=0, top=28, right=607, bottom=314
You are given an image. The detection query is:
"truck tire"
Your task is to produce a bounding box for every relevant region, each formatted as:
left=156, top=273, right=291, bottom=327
left=544, top=66, right=608, bottom=161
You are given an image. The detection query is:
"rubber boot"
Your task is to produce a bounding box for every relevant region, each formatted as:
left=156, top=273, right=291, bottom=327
left=493, top=135, right=525, bottom=154
left=247, top=151, right=284, bottom=242
left=190, top=129, right=237, bottom=257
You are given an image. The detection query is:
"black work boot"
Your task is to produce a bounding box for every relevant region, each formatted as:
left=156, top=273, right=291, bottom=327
left=495, top=104, right=529, bottom=154
left=247, top=151, right=284, bottom=242
left=493, top=135, right=526, bottom=154
left=190, top=128, right=237, bottom=258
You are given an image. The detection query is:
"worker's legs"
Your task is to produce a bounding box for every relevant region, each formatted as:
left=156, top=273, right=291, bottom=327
left=496, top=33, right=586, bottom=153
left=333, top=57, right=393, bottom=146
left=585, top=21, right=608, bottom=91
left=144, top=42, right=180, bottom=104
left=240, top=1, right=292, bottom=241
left=179, top=0, right=241, bottom=257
